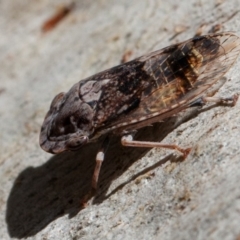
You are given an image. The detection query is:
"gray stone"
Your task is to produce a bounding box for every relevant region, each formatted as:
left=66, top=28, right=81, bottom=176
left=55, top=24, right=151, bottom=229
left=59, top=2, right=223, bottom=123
left=1, top=0, right=240, bottom=239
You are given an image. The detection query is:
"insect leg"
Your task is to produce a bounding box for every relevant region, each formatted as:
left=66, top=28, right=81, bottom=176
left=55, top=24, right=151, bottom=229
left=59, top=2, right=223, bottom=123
left=92, top=137, right=110, bottom=190
left=189, top=93, right=238, bottom=107
left=92, top=151, right=104, bottom=190
left=201, top=94, right=238, bottom=106
left=121, top=134, right=190, bottom=158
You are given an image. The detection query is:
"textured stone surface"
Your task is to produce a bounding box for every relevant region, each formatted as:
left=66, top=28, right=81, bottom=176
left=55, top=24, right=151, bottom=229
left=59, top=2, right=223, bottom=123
left=1, top=0, right=240, bottom=239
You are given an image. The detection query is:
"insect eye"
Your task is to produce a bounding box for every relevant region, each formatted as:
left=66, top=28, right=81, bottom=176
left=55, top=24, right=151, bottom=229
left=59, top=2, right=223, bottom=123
left=63, top=117, right=72, bottom=127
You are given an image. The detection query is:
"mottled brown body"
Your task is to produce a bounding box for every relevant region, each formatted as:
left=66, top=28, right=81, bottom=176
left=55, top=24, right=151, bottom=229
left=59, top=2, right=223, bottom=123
left=40, top=32, right=240, bottom=191
left=40, top=32, right=240, bottom=153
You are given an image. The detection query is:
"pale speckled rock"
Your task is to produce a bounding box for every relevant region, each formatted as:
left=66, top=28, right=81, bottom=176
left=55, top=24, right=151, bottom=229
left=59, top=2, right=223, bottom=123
left=1, top=0, right=240, bottom=240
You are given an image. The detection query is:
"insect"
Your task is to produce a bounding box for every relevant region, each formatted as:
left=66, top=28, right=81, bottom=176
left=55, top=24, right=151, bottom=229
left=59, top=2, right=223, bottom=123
left=40, top=32, right=240, bottom=191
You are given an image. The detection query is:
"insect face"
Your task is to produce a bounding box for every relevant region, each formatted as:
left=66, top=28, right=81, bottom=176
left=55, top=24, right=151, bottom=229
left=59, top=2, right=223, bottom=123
left=40, top=83, right=94, bottom=153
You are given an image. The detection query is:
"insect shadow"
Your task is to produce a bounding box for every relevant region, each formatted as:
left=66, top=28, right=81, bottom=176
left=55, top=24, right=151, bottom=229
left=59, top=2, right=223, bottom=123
left=6, top=102, right=225, bottom=238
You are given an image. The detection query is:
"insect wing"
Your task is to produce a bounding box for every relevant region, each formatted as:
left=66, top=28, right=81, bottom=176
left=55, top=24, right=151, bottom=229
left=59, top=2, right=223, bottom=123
left=99, top=32, right=240, bottom=132
left=40, top=32, right=240, bottom=153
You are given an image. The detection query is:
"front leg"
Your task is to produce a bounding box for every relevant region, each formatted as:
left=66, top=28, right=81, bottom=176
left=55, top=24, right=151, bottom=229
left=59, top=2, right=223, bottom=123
left=92, top=137, right=110, bottom=191
left=92, top=150, right=105, bottom=190
left=81, top=137, right=110, bottom=206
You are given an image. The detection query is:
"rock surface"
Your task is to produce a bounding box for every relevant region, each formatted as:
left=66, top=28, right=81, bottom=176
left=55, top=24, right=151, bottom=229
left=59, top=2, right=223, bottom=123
left=1, top=0, right=240, bottom=239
